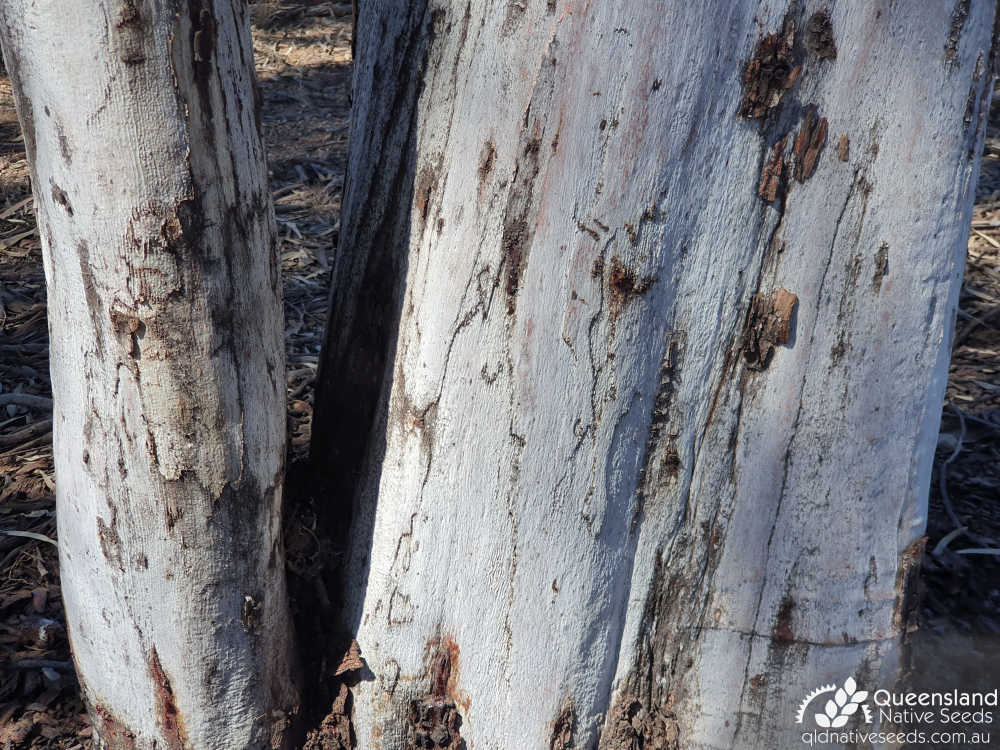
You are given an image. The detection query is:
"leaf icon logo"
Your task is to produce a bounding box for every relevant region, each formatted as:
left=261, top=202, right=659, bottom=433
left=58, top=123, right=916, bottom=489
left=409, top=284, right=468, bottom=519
left=796, top=676, right=873, bottom=728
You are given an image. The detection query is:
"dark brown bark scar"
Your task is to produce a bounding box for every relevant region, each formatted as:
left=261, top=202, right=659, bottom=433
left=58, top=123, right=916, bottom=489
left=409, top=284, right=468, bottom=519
left=893, top=536, right=926, bottom=634
left=116, top=0, right=140, bottom=28
left=50, top=183, right=73, bottom=215
left=549, top=703, right=575, bottom=750
left=149, top=647, right=190, bottom=750
left=408, top=635, right=466, bottom=749
left=872, top=242, right=889, bottom=292
left=830, top=330, right=847, bottom=366
left=241, top=594, right=262, bottom=634
left=739, top=19, right=801, bottom=119
left=502, top=218, right=529, bottom=314
left=773, top=593, right=796, bottom=643
left=741, top=288, right=797, bottom=371
left=112, top=0, right=147, bottom=64
left=501, top=135, right=542, bottom=315
left=477, top=141, right=495, bottom=185
left=56, top=123, right=73, bottom=165
left=945, top=0, right=971, bottom=64
left=758, top=135, right=788, bottom=202
left=792, top=106, right=827, bottom=182
left=191, top=3, right=217, bottom=64
left=608, top=255, right=655, bottom=315
left=415, top=165, right=438, bottom=228
left=97, top=516, right=125, bottom=571
left=806, top=8, right=837, bottom=61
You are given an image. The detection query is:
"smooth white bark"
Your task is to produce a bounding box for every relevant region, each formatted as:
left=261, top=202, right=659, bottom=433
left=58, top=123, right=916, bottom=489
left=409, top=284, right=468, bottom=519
left=0, top=2, right=299, bottom=747
left=316, top=1, right=994, bottom=749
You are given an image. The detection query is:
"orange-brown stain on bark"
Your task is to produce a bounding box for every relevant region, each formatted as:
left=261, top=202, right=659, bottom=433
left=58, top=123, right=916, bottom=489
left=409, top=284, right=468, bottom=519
left=148, top=648, right=189, bottom=750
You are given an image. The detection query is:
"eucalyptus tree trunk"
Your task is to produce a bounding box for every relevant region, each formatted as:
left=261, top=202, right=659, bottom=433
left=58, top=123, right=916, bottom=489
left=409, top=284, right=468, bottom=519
left=312, top=1, right=994, bottom=748
left=0, top=2, right=299, bottom=747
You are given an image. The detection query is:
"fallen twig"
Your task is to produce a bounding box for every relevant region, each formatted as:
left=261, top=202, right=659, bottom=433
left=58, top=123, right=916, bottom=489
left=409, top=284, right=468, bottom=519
left=0, top=393, right=52, bottom=410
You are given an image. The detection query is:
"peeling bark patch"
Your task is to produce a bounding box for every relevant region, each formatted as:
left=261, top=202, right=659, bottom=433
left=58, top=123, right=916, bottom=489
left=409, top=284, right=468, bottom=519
left=945, top=0, right=971, bottom=64
left=335, top=639, right=365, bottom=676
left=408, top=636, right=465, bottom=749
left=741, top=288, right=797, bottom=370
left=806, top=9, right=837, bottom=60
left=738, top=19, right=800, bottom=119
left=549, top=703, right=575, bottom=749
left=792, top=106, right=827, bottom=182
left=50, top=183, right=73, bottom=215
left=304, top=641, right=363, bottom=748
left=303, top=682, right=355, bottom=749
left=758, top=135, right=788, bottom=202
left=109, top=302, right=143, bottom=359
left=837, top=134, right=849, bottom=162
left=601, top=696, right=679, bottom=750
left=149, top=648, right=190, bottom=750
left=893, top=536, right=926, bottom=633
left=872, top=242, right=889, bottom=292
left=773, top=593, right=796, bottom=643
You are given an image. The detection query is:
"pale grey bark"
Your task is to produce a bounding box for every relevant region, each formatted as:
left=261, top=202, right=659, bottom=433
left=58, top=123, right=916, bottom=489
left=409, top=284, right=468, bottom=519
left=314, top=1, right=995, bottom=748
left=0, top=1, right=299, bottom=747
